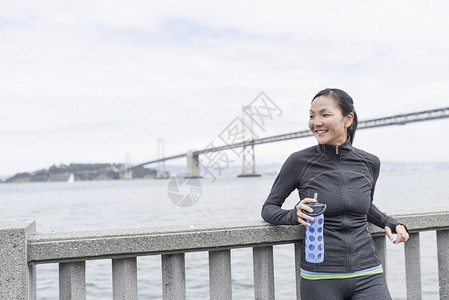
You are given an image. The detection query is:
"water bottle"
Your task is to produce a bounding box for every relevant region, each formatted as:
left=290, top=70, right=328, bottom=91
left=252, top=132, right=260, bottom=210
left=303, top=193, right=326, bottom=263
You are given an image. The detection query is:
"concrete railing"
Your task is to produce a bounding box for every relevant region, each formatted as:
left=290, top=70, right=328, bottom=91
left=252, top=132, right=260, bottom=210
left=1, top=208, right=449, bottom=299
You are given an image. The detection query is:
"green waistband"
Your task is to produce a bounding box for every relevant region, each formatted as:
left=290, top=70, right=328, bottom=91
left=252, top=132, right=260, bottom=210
left=300, top=265, right=383, bottom=280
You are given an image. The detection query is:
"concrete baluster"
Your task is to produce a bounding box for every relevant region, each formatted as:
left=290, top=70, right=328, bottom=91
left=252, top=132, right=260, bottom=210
left=59, top=261, right=86, bottom=300
left=209, top=249, right=232, bottom=299
left=373, top=235, right=387, bottom=280
left=253, top=245, right=275, bottom=300
left=437, top=230, right=449, bottom=299
left=161, top=253, right=186, bottom=300
left=112, top=257, right=138, bottom=300
left=29, top=263, right=37, bottom=300
left=404, top=232, right=422, bottom=299
left=294, top=242, right=302, bottom=300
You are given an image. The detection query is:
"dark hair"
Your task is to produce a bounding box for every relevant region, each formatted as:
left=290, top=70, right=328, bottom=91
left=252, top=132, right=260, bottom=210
left=312, top=88, right=358, bottom=144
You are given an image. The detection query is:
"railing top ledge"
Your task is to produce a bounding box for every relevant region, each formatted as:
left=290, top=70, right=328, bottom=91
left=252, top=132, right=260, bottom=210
left=387, top=206, right=449, bottom=218
left=0, top=219, right=35, bottom=231
left=27, top=220, right=302, bottom=264
left=28, top=220, right=273, bottom=242
left=377, top=206, right=449, bottom=233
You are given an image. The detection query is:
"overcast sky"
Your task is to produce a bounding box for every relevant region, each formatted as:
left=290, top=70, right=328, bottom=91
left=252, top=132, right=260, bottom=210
left=2, top=1, right=449, bottom=177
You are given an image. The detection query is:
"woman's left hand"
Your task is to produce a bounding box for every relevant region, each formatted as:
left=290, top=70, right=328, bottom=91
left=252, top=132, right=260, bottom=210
left=385, top=224, right=409, bottom=244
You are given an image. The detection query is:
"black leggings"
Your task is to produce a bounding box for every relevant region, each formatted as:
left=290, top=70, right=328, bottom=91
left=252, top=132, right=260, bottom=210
left=300, top=273, right=392, bottom=300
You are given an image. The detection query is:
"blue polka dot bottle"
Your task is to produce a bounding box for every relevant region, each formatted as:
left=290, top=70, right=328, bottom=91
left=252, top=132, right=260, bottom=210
left=305, top=213, right=325, bottom=263
left=303, top=194, right=326, bottom=264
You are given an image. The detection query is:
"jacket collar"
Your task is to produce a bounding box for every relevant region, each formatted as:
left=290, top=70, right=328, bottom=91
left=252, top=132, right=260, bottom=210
left=316, top=139, right=353, bottom=156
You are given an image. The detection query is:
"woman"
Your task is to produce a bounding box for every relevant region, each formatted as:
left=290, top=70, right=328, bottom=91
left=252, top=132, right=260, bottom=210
left=261, top=88, right=409, bottom=299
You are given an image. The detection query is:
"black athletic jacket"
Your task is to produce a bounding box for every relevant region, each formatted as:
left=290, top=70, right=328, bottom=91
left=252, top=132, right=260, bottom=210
left=261, top=140, right=400, bottom=273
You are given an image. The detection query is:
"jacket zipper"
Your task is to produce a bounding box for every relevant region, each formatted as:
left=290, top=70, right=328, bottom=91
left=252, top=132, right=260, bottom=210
left=335, top=146, right=339, bottom=155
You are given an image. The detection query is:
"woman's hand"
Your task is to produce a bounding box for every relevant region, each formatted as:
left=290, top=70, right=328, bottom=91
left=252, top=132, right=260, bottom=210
left=385, top=224, right=409, bottom=244
left=295, top=198, right=317, bottom=226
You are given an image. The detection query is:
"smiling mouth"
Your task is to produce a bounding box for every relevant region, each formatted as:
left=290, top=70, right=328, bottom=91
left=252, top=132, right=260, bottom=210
left=315, top=130, right=328, bottom=134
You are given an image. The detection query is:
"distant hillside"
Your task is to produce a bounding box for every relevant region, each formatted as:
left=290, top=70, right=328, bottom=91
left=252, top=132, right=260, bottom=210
left=3, top=163, right=162, bottom=183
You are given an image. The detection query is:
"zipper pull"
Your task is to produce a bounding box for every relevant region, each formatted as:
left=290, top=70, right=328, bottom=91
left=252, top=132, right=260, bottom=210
left=335, top=146, right=339, bottom=155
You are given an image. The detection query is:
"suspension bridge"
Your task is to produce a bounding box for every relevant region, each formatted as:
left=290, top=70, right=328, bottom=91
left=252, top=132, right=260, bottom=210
left=124, top=106, right=449, bottom=179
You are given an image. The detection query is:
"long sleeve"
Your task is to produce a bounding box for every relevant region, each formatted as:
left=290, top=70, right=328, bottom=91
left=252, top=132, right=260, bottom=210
left=366, top=155, right=401, bottom=233
left=261, top=154, right=302, bottom=225
left=367, top=203, right=401, bottom=233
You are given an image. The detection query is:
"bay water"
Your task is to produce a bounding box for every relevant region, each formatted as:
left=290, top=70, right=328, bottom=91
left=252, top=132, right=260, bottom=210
left=1, top=168, right=448, bottom=299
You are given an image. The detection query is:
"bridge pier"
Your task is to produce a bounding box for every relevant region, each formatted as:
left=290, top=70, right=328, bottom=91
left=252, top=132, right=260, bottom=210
left=156, top=138, right=168, bottom=179
left=186, top=152, right=202, bottom=178
left=123, top=154, right=133, bottom=180
left=238, top=144, right=261, bottom=177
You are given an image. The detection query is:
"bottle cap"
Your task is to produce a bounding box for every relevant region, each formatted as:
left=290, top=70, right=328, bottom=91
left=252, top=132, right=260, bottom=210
left=302, top=202, right=327, bottom=217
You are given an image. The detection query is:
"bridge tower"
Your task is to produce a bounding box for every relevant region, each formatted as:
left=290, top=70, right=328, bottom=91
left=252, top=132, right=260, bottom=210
left=124, top=153, right=133, bottom=180
left=186, top=151, right=202, bottom=178
left=156, top=138, right=168, bottom=179
left=238, top=106, right=261, bottom=177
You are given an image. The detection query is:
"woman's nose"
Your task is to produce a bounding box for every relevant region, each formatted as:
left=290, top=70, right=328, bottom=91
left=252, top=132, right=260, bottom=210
left=314, top=118, right=323, bottom=126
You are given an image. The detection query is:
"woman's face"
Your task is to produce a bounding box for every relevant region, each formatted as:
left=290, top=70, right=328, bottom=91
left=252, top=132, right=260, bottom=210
left=308, top=95, right=353, bottom=146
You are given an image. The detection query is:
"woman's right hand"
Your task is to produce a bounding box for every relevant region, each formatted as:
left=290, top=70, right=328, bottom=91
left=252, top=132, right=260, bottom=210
left=296, top=198, right=317, bottom=226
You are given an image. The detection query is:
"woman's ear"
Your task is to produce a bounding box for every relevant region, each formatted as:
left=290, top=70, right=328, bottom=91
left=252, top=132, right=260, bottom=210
left=344, top=113, right=354, bottom=128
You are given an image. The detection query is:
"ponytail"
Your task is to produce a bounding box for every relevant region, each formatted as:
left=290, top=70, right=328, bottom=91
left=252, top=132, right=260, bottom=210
left=348, top=111, right=357, bottom=144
